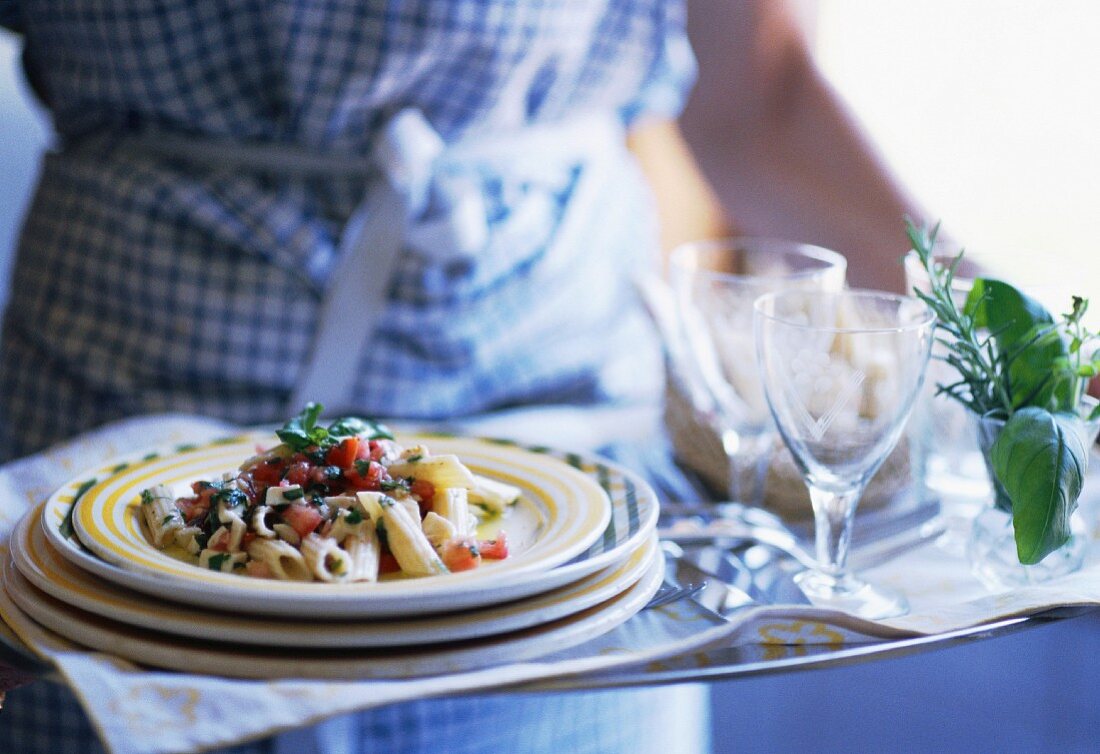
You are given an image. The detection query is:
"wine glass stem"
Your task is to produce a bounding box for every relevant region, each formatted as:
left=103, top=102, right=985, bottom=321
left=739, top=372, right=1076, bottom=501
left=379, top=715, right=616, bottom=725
left=722, top=429, right=772, bottom=505
left=808, top=486, right=862, bottom=576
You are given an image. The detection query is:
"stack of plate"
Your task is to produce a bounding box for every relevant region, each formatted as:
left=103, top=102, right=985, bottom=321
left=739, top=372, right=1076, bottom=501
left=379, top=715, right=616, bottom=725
left=4, top=432, right=662, bottom=680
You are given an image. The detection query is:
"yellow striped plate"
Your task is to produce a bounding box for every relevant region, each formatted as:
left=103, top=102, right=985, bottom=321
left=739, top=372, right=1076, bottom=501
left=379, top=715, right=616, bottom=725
left=15, top=503, right=655, bottom=647
left=43, top=432, right=615, bottom=618
left=2, top=543, right=664, bottom=680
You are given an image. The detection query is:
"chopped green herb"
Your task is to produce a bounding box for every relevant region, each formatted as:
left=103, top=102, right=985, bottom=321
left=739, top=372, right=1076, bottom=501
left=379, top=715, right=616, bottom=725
left=140, top=489, right=154, bottom=506
left=354, top=459, right=372, bottom=476
left=380, top=479, right=409, bottom=493
left=207, top=553, right=231, bottom=571
left=161, top=514, right=176, bottom=526
left=282, top=487, right=304, bottom=501
left=376, top=519, right=389, bottom=549
left=345, top=509, right=364, bottom=525
left=405, top=454, right=423, bottom=463
left=213, top=488, right=247, bottom=508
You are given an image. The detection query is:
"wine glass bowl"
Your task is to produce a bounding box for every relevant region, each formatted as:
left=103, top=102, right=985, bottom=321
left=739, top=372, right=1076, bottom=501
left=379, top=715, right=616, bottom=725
left=753, top=290, right=935, bottom=619
left=669, top=238, right=846, bottom=506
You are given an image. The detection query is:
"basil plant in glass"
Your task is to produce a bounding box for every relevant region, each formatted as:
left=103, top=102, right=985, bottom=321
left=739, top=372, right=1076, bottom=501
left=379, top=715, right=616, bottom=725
left=908, top=221, right=1100, bottom=570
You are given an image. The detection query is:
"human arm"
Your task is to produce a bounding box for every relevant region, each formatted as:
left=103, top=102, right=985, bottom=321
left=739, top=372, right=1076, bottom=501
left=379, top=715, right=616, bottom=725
left=626, top=118, right=733, bottom=266
left=678, top=0, right=931, bottom=291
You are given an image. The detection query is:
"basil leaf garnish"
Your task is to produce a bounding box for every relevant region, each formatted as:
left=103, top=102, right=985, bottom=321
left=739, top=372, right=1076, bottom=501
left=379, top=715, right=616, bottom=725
left=991, top=407, right=1088, bottom=564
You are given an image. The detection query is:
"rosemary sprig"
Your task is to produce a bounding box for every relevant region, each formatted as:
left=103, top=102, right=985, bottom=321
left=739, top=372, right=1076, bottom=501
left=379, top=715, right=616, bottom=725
left=905, top=221, right=1010, bottom=416
left=907, top=220, right=1100, bottom=419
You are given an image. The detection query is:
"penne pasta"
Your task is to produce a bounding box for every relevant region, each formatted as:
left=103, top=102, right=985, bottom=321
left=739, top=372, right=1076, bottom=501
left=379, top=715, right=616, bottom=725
left=355, top=491, right=385, bottom=522
left=328, top=507, right=370, bottom=544
left=246, top=538, right=312, bottom=581
left=377, top=495, right=447, bottom=577
left=422, top=511, right=457, bottom=549
left=251, top=506, right=277, bottom=538
left=300, top=533, right=352, bottom=582
left=434, top=488, right=473, bottom=536
left=468, top=474, right=522, bottom=514
left=173, top=525, right=204, bottom=555
left=139, top=485, right=185, bottom=548
left=387, top=454, right=476, bottom=490
left=273, top=522, right=301, bottom=546
left=343, top=528, right=381, bottom=582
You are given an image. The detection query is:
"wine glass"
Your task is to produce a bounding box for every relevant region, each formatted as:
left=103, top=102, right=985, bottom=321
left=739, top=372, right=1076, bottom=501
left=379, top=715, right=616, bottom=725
left=753, top=289, right=935, bottom=619
left=670, top=239, right=846, bottom=506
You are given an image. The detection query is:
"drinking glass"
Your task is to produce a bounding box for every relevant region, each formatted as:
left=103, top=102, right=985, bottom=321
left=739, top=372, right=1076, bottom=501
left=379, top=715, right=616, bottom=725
left=670, top=239, right=846, bottom=506
left=904, top=251, right=990, bottom=554
left=753, top=290, right=935, bottom=619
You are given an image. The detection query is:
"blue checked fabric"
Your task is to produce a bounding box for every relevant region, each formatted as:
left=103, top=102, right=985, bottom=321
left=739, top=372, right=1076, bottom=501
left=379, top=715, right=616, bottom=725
left=0, top=0, right=695, bottom=460
left=0, top=1, right=705, bottom=753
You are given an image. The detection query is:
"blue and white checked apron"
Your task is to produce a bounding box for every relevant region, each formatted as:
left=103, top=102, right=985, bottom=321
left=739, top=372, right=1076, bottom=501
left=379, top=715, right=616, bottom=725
left=0, top=1, right=708, bottom=751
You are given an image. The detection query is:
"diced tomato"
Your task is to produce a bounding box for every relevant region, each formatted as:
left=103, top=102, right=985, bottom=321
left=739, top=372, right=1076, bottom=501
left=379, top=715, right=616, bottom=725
left=441, top=537, right=482, bottom=572
left=309, top=465, right=343, bottom=488
left=284, top=461, right=312, bottom=487
left=410, top=478, right=435, bottom=518
left=326, top=437, right=359, bottom=468
left=208, top=535, right=229, bottom=552
left=182, top=483, right=217, bottom=524
left=379, top=551, right=401, bottom=574
left=281, top=503, right=324, bottom=538
left=175, top=496, right=202, bottom=521
left=190, top=481, right=217, bottom=503
left=370, top=440, right=388, bottom=461
left=248, top=458, right=285, bottom=486
left=344, top=460, right=382, bottom=490
left=241, top=532, right=256, bottom=549
left=245, top=561, right=273, bottom=579
left=478, top=530, right=508, bottom=560
left=411, top=479, right=434, bottom=507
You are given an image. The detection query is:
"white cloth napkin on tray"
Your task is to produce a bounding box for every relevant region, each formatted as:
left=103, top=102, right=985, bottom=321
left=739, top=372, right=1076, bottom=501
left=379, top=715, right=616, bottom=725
left=1, top=411, right=1099, bottom=754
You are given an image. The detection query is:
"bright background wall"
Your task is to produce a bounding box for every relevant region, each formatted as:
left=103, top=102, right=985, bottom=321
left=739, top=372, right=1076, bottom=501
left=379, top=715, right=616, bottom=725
left=815, top=0, right=1100, bottom=323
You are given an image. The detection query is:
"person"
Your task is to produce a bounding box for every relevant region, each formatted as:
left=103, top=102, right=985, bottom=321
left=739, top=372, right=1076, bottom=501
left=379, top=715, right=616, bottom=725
left=0, top=0, right=925, bottom=751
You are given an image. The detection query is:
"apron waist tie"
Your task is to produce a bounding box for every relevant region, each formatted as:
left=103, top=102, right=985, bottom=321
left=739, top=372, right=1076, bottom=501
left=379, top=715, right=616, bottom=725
left=68, top=111, right=626, bottom=413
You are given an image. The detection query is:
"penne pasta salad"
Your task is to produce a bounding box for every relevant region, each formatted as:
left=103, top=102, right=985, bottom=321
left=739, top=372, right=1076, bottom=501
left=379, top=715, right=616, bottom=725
left=138, top=404, right=519, bottom=582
